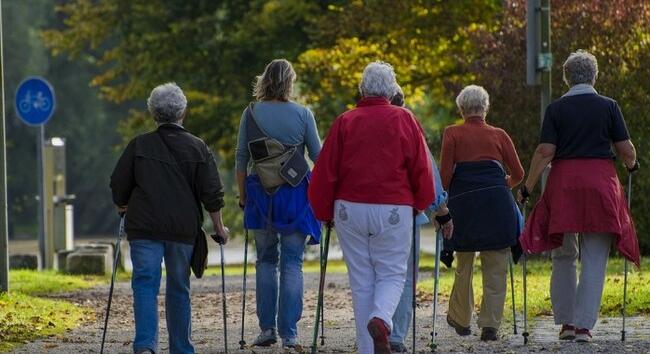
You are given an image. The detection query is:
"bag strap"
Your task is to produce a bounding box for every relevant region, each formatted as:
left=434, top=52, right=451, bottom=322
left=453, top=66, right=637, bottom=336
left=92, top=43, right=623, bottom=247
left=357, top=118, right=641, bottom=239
left=246, top=103, right=267, bottom=141
left=245, top=102, right=299, bottom=150
left=155, top=127, right=203, bottom=223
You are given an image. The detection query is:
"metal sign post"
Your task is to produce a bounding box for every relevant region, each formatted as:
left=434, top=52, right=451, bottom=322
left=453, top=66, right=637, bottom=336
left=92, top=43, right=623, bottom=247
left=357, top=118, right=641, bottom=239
left=526, top=0, right=552, bottom=188
left=0, top=0, right=8, bottom=292
left=14, top=77, right=55, bottom=269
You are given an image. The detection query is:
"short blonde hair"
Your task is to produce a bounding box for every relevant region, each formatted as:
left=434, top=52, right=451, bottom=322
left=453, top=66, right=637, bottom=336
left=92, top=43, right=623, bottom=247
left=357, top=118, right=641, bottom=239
left=253, top=59, right=296, bottom=101
left=455, top=85, right=490, bottom=118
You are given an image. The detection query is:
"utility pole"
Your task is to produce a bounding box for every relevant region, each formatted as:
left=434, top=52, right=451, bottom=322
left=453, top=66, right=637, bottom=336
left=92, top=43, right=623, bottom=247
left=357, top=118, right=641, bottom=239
left=527, top=0, right=552, bottom=187
left=0, top=0, right=10, bottom=293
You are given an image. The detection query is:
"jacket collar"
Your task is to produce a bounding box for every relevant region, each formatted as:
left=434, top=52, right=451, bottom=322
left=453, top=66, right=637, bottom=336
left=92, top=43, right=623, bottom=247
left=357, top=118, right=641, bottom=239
left=157, top=122, right=187, bottom=132
left=357, top=96, right=391, bottom=107
left=563, top=84, right=598, bottom=97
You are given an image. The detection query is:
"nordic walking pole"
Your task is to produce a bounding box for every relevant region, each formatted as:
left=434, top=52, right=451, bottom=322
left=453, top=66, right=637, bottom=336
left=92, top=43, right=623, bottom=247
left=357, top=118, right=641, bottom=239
left=211, top=233, right=229, bottom=353
left=521, top=204, right=529, bottom=345
left=100, top=214, right=125, bottom=354
left=239, top=228, right=249, bottom=349
left=509, top=254, right=518, bottom=334
left=311, top=223, right=332, bottom=354
left=622, top=172, right=633, bottom=341
left=429, top=230, right=442, bottom=353
left=319, top=238, right=325, bottom=346
left=411, top=217, right=417, bottom=354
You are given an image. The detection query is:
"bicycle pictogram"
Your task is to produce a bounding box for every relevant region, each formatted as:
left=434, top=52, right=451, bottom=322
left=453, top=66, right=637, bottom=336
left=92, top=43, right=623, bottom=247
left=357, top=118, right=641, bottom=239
left=19, top=90, right=52, bottom=114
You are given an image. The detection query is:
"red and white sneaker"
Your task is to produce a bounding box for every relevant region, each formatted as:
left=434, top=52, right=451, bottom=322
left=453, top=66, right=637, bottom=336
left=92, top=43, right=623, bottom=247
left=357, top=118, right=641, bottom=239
left=367, top=317, right=391, bottom=354
left=559, top=324, right=576, bottom=340
left=575, top=328, right=592, bottom=343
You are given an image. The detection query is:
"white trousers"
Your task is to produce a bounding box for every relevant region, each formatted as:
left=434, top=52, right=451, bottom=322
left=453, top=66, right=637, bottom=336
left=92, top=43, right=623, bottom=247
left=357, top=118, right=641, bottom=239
left=334, top=200, right=412, bottom=354
left=550, top=232, right=613, bottom=329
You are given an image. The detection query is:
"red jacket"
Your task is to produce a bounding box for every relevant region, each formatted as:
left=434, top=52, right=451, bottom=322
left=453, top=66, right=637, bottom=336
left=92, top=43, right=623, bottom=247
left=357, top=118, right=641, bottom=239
left=308, top=97, right=435, bottom=221
left=520, top=159, right=640, bottom=267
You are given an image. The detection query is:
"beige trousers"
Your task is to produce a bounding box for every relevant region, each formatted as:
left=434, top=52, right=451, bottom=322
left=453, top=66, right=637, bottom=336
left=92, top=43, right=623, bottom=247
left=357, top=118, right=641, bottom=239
left=447, top=248, right=509, bottom=329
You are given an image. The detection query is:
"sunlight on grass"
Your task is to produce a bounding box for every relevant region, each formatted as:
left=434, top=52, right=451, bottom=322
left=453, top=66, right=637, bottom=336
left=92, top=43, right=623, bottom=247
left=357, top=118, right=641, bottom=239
left=9, top=270, right=104, bottom=296
left=417, top=257, right=650, bottom=318
left=0, top=292, right=91, bottom=352
left=202, top=258, right=350, bottom=277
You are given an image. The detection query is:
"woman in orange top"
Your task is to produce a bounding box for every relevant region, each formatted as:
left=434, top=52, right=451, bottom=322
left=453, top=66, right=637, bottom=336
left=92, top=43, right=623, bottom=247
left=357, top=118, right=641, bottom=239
left=439, top=85, right=524, bottom=341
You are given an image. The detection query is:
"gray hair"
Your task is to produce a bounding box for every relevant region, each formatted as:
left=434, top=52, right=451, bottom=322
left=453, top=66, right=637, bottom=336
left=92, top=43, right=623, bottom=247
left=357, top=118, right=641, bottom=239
left=253, top=59, right=296, bottom=101
left=563, top=50, right=598, bottom=87
left=455, top=85, right=490, bottom=118
left=147, top=83, right=187, bottom=123
left=359, top=61, right=398, bottom=99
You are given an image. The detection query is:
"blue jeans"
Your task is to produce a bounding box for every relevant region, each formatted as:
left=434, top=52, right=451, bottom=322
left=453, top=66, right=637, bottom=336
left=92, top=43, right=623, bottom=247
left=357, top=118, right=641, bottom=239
left=254, top=230, right=306, bottom=340
left=130, top=239, right=195, bottom=354
left=389, top=226, right=420, bottom=344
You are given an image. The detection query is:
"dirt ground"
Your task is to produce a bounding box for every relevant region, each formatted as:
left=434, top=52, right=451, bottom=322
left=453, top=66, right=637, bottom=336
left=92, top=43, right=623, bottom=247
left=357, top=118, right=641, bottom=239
left=11, top=272, right=650, bottom=354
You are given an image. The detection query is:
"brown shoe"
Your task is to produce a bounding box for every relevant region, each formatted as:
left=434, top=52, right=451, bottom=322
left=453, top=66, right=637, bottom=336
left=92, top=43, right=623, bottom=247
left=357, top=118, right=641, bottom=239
left=480, top=327, right=498, bottom=341
left=367, top=317, right=391, bottom=354
left=446, top=315, right=471, bottom=336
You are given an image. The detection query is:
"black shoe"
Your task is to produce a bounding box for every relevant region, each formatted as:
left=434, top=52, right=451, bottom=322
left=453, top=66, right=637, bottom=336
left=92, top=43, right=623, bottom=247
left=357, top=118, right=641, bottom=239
left=446, top=315, right=471, bottom=336
left=390, top=341, right=408, bottom=352
left=480, top=327, right=498, bottom=341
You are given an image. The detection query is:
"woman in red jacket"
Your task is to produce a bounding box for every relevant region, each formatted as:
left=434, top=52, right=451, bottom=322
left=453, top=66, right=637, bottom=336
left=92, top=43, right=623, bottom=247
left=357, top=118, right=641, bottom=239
left=308, top=62, right=434, bottom=354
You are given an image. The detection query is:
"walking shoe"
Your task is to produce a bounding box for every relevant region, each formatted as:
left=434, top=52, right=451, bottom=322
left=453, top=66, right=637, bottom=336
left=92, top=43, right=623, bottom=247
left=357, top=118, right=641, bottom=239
left=480, top=327, right=498, bottom=341
left=367, top=317, right=391, bottom=354
left=282, top=337, right=298, bottom=348
left=253, top=328, right=277, bottom=346
left=575, top=328, right=592, bottom=343
left=134, top=349, right=154, bottom=354
left=446, top=315, right=471, bottom=336
left=389, top=341, right=408, bottom=352
left=559, top=324, right=576, bottom=340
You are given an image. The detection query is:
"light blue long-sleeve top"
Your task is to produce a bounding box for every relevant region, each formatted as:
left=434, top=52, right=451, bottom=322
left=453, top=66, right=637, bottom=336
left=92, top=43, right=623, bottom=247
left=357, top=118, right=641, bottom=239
left=235, top=101, right=321, bottom=172
left=416, top=155, right=448, bottom=225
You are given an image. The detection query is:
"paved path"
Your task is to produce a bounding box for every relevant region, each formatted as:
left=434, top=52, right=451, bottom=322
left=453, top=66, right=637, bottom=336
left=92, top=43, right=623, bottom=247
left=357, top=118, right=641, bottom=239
left=11, top=272, right=650, bottom=354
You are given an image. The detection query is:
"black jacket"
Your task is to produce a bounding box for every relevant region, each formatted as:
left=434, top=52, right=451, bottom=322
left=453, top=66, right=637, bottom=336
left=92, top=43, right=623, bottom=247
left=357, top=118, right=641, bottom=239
left=110, top=124, right=224, bottom=244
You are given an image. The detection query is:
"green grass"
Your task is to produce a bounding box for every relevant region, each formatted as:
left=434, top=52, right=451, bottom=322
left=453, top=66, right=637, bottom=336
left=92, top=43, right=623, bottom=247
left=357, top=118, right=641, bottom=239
left=0, top=292, right=90, bottom=352
left=9, top=270, right=105, bottom=295
left=202, top=258, right=350, bottom=276
left=204, top=254, right=650, bottom=318
left=417, top=257, right=650, bottom=318
left=0, top=270, right=104, bottom=352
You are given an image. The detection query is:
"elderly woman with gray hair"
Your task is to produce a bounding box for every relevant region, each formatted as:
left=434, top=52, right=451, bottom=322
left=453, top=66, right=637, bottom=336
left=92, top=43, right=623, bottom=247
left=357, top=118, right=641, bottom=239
left=519, top=50, right=640, bottom=343
left=439, top=84, right=524, bottom=342
left=309, top=62, right=434, bottom=354
left=110, top=83, right=229, bottom=354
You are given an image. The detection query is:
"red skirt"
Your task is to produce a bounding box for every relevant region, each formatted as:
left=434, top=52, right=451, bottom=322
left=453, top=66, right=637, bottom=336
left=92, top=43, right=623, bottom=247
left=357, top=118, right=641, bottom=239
left=520, top=159, right=640, bottom=267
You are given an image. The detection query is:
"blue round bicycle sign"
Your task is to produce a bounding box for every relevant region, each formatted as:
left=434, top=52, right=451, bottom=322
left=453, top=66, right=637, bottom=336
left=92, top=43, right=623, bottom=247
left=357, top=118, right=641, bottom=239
left=15, top=77, right=55, bottom=126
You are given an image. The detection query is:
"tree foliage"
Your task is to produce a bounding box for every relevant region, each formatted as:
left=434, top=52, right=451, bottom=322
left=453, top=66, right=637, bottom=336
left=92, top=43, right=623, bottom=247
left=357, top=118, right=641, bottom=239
left=42, top=0, right=650, bottom=250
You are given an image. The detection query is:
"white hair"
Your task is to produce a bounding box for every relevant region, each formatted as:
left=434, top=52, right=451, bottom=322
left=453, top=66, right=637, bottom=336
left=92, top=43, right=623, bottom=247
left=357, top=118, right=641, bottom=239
left=455, top=85, right=490, bottom=118
left=563, top=50, right=598, bottom=87
left=147, top=82, right=187, bottom=123
left=358, top=61, right=398, bottom=99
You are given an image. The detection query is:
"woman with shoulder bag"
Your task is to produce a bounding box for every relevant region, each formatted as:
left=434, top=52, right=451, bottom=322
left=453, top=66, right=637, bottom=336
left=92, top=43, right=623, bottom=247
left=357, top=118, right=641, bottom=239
left=234, top=59, right=322, bottom=349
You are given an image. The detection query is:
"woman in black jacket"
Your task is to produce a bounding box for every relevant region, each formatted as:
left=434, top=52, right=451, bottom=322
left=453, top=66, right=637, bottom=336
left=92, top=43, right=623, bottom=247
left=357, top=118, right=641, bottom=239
left=110, top=82, right=229, bottom=354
